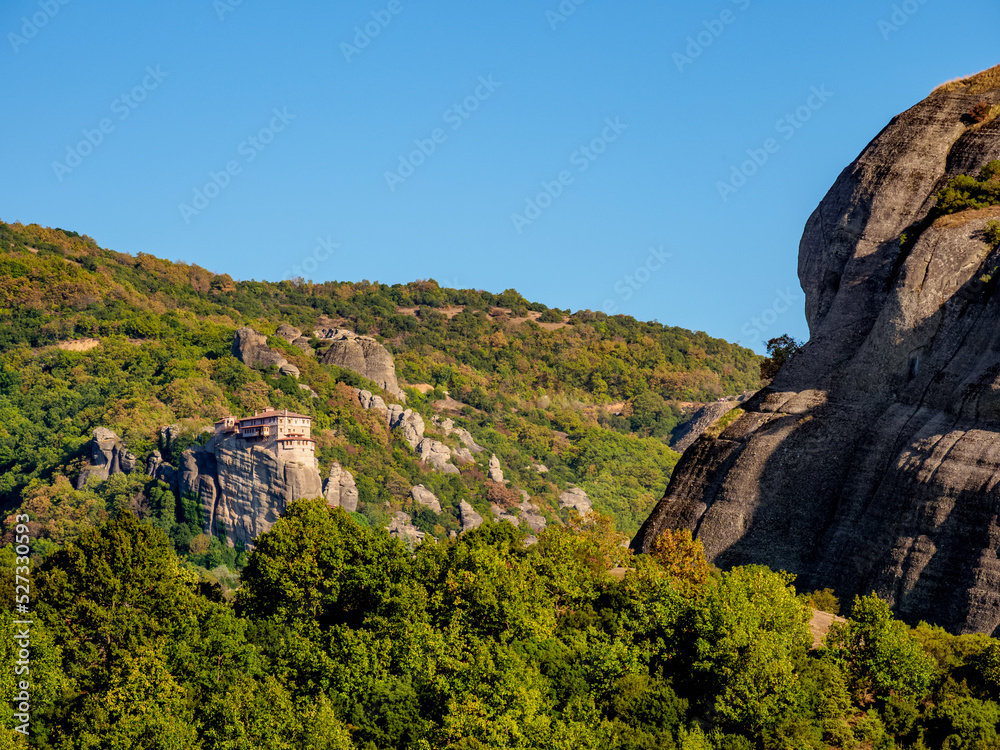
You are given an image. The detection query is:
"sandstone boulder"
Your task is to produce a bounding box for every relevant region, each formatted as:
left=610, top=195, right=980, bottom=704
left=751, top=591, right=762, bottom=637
left=459, top=500, right=484, bottom=532
left=559, top=486, right=592, bottom=515
left=518, top=491, right=547, bottom=533
left=491, top=503, right=520, bottom=527
left=670, top=400, right=742, bottom=454
left=417, top=438, right=460, bottom=474
left=75, top=427, right=136, bottom=489
left=319, top=329, right=404, bottom=399
left=324, top=462, right=359, bottom=512
left=275, top=324, right=301, bottom=341
left=487, top=454, right=505, bottom=484
left=410, top=484, right=442, bottom=513
left=232, top=327, right=288, bottom=371
left=181, top=432, right=322, bottom=548
left=387, top=511, right=424, bottom=547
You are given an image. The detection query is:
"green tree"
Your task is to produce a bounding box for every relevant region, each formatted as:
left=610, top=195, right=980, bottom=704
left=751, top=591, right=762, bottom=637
left=826, top=594, right=936, bottom=706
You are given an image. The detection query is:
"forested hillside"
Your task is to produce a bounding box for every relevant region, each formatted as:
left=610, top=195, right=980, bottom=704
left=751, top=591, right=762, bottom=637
left=3, top=503, right=999, bottom=749
left=0, top=219, right=760, bottom=560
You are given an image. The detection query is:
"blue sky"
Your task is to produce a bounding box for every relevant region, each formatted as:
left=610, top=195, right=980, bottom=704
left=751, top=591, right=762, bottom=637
left=1, top=0, right=997, bottom=352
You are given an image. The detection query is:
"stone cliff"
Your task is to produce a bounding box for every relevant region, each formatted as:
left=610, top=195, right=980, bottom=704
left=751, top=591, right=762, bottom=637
left=176, top=432, right=322, bottom=548
left=633, top=66, right=1000, bottom=634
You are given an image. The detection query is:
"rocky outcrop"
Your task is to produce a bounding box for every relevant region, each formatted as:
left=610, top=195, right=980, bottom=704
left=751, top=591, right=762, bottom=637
left=180, top=432, right=322, bottom=548
left=324, top=462, right=359, bottom=512
left=146, top=450, right=177, bottom=489
left=559, top=486, right=592, bottom=515
left=487, top=454, right=505, bottom=484
left=491, top=503, right=520, bottom=527
left=435, top=417, right=485, bottom=453
left=276, top=324, right=314, bottom=357
left=416, top=438, right=460, bottom=474
left=633, top=65, right=1000, bottom=634
left=318, top=329, right=404, bottom=399
left=410, top=484, right=442, bottom=513
left=76, top=427, right=136, bottom=488
left=232, top=327, right=288, bottom=371
left=459, top=500, right=484, bottom=532
left=670, top=400, right=743, bottom=454
left=356, top=389, right=388, bottom=414
left=387, top=405, right=425, bottom=448
left=387, top=511, right=424, bottom=546
left=519, top=493, right=547, bottom=533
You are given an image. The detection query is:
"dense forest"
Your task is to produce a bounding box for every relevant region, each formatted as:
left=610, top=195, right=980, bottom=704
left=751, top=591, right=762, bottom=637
left=0, top=219, right=761, bottom=554
left=4, top=502, right=1000, bottom=749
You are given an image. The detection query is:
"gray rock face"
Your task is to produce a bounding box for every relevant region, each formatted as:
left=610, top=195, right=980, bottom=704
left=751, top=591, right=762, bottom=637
left=519, top=493, right=547, bottom=533
left=324, top=462, right=359, bottom=513
left=434, top=417, right=485, bottom=454
left=355, top=389, right=388, bottom=414
left=278, top=363, right=300, bottom=379
left=670, top=401, right=743, bottom=454
left=387, top=511, right=425, bottom=546
left=559, top=486, right=592, bottom=515
left=459, top=500, right=484, bottom=532
left=276, top=325, right=315, bottom=357
left=633, top=66, right=1000, bottom=634
left=491, top=503, right=521, bottom=527
left=232, top=327, right=288, bottom=371
left=76, top=427, right=136, bottom=488
left=318, top=329, right=404, bottom=399
left=410, top=484, right=442, bottom=513
left=417, top=438, right=460, bottom=474
left=388, top=408, right=425, bottom=449
left=181, top=433, right=322, bottom=548
left=147, top=448, right=179, bottom=491
left=452, top=446, right=475, bottom=464
left=487, top=454, right=505, bottom=484
left=275, top=324, right=301, bottom=341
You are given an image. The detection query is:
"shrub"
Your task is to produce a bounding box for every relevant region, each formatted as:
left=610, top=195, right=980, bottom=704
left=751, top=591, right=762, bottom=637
left=985, top=220, right=1000, bottom=248
left=969, top=100, right=993, bottom=124
left=807, top=588, right=840, bottom=615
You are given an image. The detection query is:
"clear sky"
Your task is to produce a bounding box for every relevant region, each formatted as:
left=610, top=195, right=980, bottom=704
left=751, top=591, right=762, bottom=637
left=2, top=1, right=997, bottom=352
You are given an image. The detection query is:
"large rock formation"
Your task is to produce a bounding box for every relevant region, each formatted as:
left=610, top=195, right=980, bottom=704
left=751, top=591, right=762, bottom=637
left=324, top=462, right=359, bottom=512
left=232, top=327, right=288, bottom=371
left=318, top=328, right=404, bottom=399
left=633, top=66, right=1000, bottom=634
left=175, top=432, right=322, bottom=548
left=559, top=486, right=592, bottom=515
left=76, top=427, right=136, bottom=488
